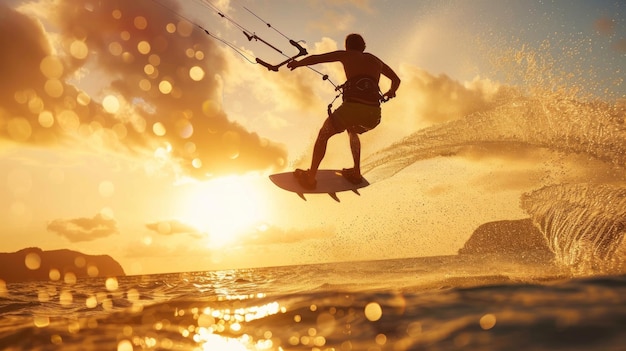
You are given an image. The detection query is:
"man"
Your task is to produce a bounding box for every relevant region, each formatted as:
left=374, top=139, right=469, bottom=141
left=287, top=33, right=401, bottom=189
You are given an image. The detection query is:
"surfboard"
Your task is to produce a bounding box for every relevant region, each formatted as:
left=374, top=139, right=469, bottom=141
left=269, top=169, right=369, bottom=202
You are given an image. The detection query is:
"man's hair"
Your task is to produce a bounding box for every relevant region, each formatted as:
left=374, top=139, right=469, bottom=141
left=345, top=33, right=366, bottom=52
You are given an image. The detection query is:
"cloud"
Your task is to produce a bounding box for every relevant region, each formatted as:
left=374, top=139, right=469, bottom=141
left=306, top=0, right=375, bottom=33
left=395, top=65, right=506, bottom=125
left=47, top=213, right=118, bottom=242
left=145, top=219, right=203, bottom=238
left=0, top=1, right=287, bottom=178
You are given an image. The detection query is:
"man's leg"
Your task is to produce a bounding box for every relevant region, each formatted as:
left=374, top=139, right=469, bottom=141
left=309, top=118, right=341, bottom=179
left=348, top=131, right=361, bottom=175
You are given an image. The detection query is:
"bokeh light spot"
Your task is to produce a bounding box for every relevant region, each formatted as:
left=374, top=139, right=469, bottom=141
left=137, top=40, right=151, bottom=55
left=165, top=23, right=176, bottom=33
left=8, top=118, right=32, bottom=142
left=192, top=158, right=202, bottom=168
left=480, top=313, right=497, bottom=330
left=159, top=80, right=173, bottom=94
left=117, top=340, right=133, bottom=351
left=74, top=256, right=86, bottom=268
left=148, top=54, right=161, bottom=66
left=106, top=277, right=119, bottom=291
left=176, top=118, right=193, bottom=138
left=64, top=272, right=77, bottom=285
left=121, top=52, right=135, bottom=63
left=134, top=16, right=148, bottom=30
left=139, top=79, right=151, bottom=91
left=177, top=20, right=193, bottom=37
left=44, top=79, right=64, bottom=98
left=364, top=302, right=383, bottom=322
left=144, top=64, right=155, bottom=75
left=112, top=9, right=122, bottom=20
left=86, top=295, right=98, bottom=308
left=108, top=42, right=123, bottom=56
left=40, top=56, right=63, bottom=79
left=77, top=91, right=91, bottom=106
left=189, top=66, right=205, bottom=81
left=38, top=111, right=54, bottom=128
left=28, top=96, right=44, bottom=114
left=56, top=110, right=80, bottom=132
left=103, top=95, right=120, bottom=114
left=60, top=290, right=73, bottom=305
left=49, top=269, right=61, bottom=281
left=153, top=122, right=166, bottom=136
left=87, top=265, right=99, bottom=277
left=25, top=253, right=41, bottom=270
left=70, top=40, right=89, bottom=59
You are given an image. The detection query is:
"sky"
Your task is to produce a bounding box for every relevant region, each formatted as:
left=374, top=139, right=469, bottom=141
left=1, top=0, right=624, bottom=275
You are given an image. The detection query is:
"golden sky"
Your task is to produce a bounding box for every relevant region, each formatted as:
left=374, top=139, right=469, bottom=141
left=1, top=0, right=624, bottom=274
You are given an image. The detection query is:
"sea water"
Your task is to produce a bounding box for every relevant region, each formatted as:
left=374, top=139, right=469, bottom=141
left=1, top=254, right=626, bottom=351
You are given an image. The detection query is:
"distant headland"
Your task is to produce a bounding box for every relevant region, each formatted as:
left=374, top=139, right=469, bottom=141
left=459, top=218, right=553, bottom=257
left=0, top=247, right=125, bottom=283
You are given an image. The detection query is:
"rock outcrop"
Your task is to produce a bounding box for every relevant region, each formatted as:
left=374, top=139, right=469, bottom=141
left=459, top=218, right=553, bottom=256
left=0, top=247, right=125, bottom=283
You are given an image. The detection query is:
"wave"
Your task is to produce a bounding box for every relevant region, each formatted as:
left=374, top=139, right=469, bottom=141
left=364, top=97, right=625, bottom=178
left=363, top=95, right=626, bottom=273
left=522, top=184, right=626, bottom=272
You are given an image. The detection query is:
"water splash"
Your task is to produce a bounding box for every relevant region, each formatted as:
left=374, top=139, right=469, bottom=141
left=521, top=184, right=626, bottom=273
left=363, top=96, right=626, bottom=179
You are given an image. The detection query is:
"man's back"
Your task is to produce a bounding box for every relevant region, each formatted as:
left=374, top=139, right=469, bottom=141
left=340, top=51, right=383, bottom=83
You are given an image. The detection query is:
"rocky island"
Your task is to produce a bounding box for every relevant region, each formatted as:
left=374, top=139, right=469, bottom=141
left=0, top=247, right=125, bottom=283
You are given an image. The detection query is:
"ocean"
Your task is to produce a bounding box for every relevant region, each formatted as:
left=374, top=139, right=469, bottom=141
left=1, top=253, right=626, bottom=351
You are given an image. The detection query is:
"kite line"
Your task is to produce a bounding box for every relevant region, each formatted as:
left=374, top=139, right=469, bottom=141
left=151, top=0, right=338, bottom=89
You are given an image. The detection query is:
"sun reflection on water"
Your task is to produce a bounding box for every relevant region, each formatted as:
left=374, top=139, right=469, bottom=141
left=181, top=297, right=284, bottom=351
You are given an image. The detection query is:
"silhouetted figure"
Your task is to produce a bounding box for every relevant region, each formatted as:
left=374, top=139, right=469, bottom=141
left=287, top=33, right=401, bottom=189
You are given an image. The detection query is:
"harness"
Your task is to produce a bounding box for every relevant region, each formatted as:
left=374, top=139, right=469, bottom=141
left=342, top=75, right=382, bottom=106
left=326, top=75, right=383, bottom=116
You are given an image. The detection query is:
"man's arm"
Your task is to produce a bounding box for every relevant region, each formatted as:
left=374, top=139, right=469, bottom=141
left=287, top=51, right=345, bottom=70
left=381, top=62, right=401, bottom=99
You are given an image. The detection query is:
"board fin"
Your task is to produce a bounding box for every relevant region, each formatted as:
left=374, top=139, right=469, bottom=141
left=352, top=189, right=361, bottom=196
left=328, top=192, right=340, bottom=202
left=296, top=193, right=307, bottom=201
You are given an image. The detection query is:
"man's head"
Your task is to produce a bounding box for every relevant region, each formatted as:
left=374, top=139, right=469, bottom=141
left=345, top=33, right=366, bottom=52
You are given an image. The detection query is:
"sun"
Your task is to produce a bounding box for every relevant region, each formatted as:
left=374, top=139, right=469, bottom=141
left=177, top=175, right=268, bottom=247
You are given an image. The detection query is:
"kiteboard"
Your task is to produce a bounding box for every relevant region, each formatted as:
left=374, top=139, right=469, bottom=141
left=269, top=169, right=369, bottom=202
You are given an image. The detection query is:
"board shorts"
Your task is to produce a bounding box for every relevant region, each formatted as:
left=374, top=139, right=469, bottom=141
left=330, top=101, right=381, bottom=134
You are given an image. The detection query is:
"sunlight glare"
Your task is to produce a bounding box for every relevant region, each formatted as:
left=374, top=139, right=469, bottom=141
left=178, top=175, right=267, bottom=247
